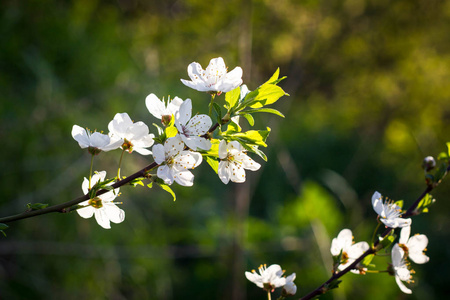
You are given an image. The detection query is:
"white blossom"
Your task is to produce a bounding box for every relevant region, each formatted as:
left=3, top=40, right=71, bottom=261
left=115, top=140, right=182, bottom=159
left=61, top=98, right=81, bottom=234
left=181, top=57, right=243, bottom=93
left=218, top=140, right=260, bottom=184
left=145, top=93, right=184, bottom=122
left=391, top=243, right=413, bottom=294
left=152, top=135, right=202, bottom=186
left=72, top=125, right=122, bottom=153
left=245, top=264, right=286, bottom=291
left=282, top=273, right=297, bottom=297
left=175, top=99, right=212, bottom=151
left=372, top=191, right=411, bottom=228
left=398, top=226, right=429, bottom=264
left=330, top=228, right=370, bottom=274
left=77, top=171, right=124, bottom=229
left=108, top=112, right=155, bottom=155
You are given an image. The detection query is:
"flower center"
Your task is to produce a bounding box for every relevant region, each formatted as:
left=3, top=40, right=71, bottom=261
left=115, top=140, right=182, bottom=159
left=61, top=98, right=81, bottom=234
left=122, top=138, right=133, bottom=153
left=88, top=197, right=103, bottom=209
left=341, top=251, right=349, bottom=264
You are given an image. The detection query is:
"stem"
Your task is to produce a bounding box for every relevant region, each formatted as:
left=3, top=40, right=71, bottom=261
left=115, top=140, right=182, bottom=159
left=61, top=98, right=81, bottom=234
left=371, top=222, right=381, bottom=246
left=299, top=165, right=450, bottom=300
left=208, top=93, right=216, bottom=117
left=89, top=154, right=94, bottom=189
left=117, top=149, right=126, bottom=180
left=0, top=161, right=159, bottom=224
left=267, top=290, right=272, bottom=300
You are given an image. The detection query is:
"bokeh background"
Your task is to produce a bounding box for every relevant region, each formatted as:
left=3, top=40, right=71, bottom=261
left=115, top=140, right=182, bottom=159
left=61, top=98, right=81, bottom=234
left=1, top=0, right=450, bottom=299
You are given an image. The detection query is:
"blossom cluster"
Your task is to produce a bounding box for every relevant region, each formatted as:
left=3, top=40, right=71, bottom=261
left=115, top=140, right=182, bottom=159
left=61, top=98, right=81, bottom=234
left=71, top=57, right=286, bottom=229
left=326, top=191, right=429, bottom=295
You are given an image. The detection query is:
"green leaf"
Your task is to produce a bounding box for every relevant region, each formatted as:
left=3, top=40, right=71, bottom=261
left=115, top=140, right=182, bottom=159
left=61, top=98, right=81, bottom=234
left=225, top=86, right=241, bottom=110
left=201, top=139, right=220, bottom=157
left=394, top=200, right=404, bottom=209
left=152, top=123, right=164, bottom=135
left=26, top=203, right=49, bottom=211
left=165, top=125, right=178, bottom=138
left=157, top=182, right=177, bottom=201
left=241, top=143, right=268, bottom=161
left=241, top=108, right=285, bottom=118
left=447, top=142, right=450, bottom=157
left=225, top=120, right=241, bottom=133
left=246, top=84, right=287, bottom=109
left=241, top=113, right=255, bottom=126
left=378, top=233, right=396, bottom=250
left=360, top=254, right=375, bottom=268
left=416, top=193, right=435, bottom=214
left=212, top=102, right=223, bottom=124
left=324, top=279, right=342, bottom=291
left=129, top=177, right=145, bottom=187
left=226, top=127, right=271, bottom=147
left=0, top=223, right=8, bottom=237
left=147, top=182, right=153, bottom=189
left=205, top=156, right=219, bottom=174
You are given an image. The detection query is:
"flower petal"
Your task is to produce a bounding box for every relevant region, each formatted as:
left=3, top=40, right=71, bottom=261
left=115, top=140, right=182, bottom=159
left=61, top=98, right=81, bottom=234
left=172, top=168, right=195, bottom=186
left=218, top=140, right=228, bottom=159
left=372, top=191, right=384, bottom=216
left=72, top=125, right=90, bottom=148
left=94, top=209, right=111, bottom=229
left=218, top=161, right=230, bottom=184
left=157, top=165, right=174, bottom=185
left=152, top=144, right=166, bottom=164
left=176, top=98, right=192, bottom=126
left=395, top=275, right=412, bottom=294
left=145, top=93, right=166, bottom=119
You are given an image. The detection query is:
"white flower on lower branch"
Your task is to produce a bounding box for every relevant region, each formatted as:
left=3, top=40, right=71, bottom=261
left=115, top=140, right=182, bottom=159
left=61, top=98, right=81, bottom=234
left=77, top=171, right=124, bottom=229
left=245, top=264, right=287, bottom=292
left=330, top=228, right=370, bottom=274
left=152, top=135, right=202, bottom=186
left=398, top=225, right=429, bottom=264
left=282, top=273, right=297, bottom=297
left=390, top=243, right=413, bottom=294
left=218, top=140, right=260, bottom=184
left=72, top=125, right=122, bottom=154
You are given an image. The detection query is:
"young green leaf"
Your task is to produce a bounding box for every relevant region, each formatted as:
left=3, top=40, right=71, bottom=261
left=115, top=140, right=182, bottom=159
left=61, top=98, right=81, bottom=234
left=157, top=182, right=177, bottom=201
left=225, top=86, right=241, bottom=110
left=241, top=113, right=255, bottom=126
left=241, top=108, right=285, bottom=118
left=205, top=156, right=219, bottom=174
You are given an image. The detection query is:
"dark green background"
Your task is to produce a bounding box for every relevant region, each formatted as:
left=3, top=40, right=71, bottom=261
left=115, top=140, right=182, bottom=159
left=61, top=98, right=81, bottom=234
left=1, top=0, right=450, bottom=299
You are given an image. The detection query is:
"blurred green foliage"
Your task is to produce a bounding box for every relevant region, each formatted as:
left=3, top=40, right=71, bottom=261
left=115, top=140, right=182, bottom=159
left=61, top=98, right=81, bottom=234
left=1, top=0, right=450, bottom=299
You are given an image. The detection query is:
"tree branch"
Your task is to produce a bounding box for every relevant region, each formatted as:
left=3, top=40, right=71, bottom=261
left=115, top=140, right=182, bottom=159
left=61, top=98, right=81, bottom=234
left=0, top=162, right=158, bottom=224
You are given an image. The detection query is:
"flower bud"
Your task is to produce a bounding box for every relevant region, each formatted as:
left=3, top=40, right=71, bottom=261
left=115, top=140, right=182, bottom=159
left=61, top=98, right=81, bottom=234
left=422, top=156, right=436, bottom=172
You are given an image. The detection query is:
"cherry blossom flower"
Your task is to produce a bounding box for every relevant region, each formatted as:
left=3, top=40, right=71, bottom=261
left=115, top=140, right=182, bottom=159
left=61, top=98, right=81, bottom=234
left=330, top=228, right=370, bottom=274
left=245, top=264, right=286, bottom=292
left=372, top=191, right=411, bottom=228
left=398, top=226, right=429, bottom=264
left=152, top=135, right=202, bottom=186
left=175, top=99, right=212, bottom=151
left=77, top=171, right=124, bottom=229
left=145, top=93, right=184, bottom=125
left=391, top=243, right=413, bottom=294
left=218, top=140, right=260, bottom=184
left=108, top=112, right=155, bottom=155
left=282, top=273, right=297, bottom=297
left=180, top=57, right=243, bottom=94
left=72, top=125, right=122, bottom=153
